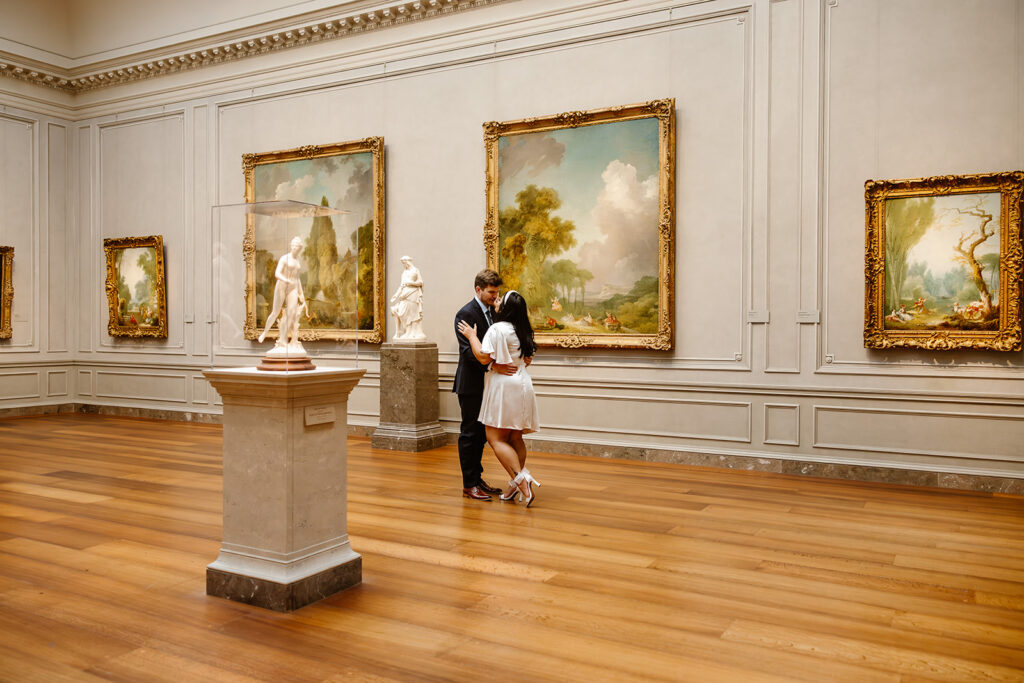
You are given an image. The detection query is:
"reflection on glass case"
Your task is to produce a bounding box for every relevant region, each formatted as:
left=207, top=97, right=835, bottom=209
left=0, top=246, right=13, bottom=340
left=210, top=200, right=359, bottom=370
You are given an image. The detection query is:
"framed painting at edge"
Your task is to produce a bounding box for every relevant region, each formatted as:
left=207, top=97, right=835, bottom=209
left=103, top=235, right=169, bottom=339
left=864, top=170, right=1023, bottom=352
left=0, top=246, right=12, bottom=339
left=242, top=137, right=386, bottom=344
left=484, top=99, right=675, bottom=350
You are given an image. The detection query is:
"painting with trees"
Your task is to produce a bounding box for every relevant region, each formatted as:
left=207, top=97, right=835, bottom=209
left=484, top=100, right=675, bottom=349
left=103, top=235, right=167, bottom=339
left=242, top=138, right=385, bottom=344
left=865, top=171, right=1023, bottom=351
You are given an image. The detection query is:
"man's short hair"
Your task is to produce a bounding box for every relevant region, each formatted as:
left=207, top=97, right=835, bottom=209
left=474, top=269, right=502, bottom=289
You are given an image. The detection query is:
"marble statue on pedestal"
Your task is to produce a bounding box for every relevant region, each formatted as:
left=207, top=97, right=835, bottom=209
left=390, top=256, right=426, bottom=341
left=257, top=236, right=315, bottom=370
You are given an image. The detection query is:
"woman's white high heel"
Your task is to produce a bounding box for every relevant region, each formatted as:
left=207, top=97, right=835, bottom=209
left=499, top=476, right=519, bottom=501
left=517, top=468, right=540, bottom=508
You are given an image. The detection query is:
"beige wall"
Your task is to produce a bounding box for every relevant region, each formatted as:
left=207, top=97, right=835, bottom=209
left=1, top=0, right=1022, bottom=479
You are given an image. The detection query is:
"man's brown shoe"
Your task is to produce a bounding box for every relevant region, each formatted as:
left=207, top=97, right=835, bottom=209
left=462, top=486, right=492, bottom=501
left=477, top=480, right=502, bottom=495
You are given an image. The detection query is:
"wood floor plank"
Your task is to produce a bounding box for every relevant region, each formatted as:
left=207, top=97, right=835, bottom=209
left=1, top=413, right=1022, bottom=682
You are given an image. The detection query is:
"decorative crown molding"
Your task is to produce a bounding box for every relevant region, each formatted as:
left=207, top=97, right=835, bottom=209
left=0, top=0, right=508, bottom=94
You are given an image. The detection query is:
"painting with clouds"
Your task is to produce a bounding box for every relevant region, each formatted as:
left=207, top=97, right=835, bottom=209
left=484, top=100, right=675, bottom=349
left=243, top=138, right=385, bottom=343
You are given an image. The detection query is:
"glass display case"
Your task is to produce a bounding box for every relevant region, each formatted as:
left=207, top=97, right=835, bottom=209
left=210, top=200, right=358, bottom=370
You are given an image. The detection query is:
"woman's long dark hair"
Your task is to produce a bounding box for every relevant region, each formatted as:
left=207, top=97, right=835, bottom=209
left=495, top=291, right=536, bottom=358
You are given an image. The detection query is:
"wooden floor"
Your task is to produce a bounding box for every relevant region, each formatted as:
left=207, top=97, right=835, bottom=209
left=0, top=414, right=1022, bottom=682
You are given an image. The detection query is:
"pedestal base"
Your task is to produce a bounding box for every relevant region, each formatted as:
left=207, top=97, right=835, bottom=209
left=257, top=355, right=316, bottom=371
left=371, top=421, right=448, bottom=452
left=202, top=366, right=366, bottom=612
left=372, top=341, right=447, bottom=452
left=207, top=555, right=361, bottom=612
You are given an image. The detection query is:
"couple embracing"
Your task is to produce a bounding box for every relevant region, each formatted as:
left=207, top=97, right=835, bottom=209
left=453, top=269, right=541, bottom=507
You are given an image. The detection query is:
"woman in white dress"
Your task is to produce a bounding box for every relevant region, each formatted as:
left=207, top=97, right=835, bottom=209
left=457, top=290, right=541, bottom=506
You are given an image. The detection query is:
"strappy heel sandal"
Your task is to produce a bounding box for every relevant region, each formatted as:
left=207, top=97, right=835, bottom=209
left=518, top=468, right=540, bottom=508
left=499, top=475, right=520, bottom=502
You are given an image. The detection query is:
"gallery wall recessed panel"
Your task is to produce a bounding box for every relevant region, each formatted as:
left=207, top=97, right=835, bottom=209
left=47, top=370, right=68, bottom=397
left=0, top=371, right=41, bottom=401
left=766, top=0, right=802, bottom=372
left=823, top=0, right=1024, bottom=368
left=99, top=114, right=185, bottom=349
left=814, top=405, right=1024, bottom=462
left=764, top=403, right=799, bottom=446
left=669, top=15, right=748, bottom=362
left=0, top=115, right=35, bottom=347
left=95, top=370, right=188, bottom=404
left=537, top=391, right=751, bottom=444
left=48, top=123, right=69, bottom=353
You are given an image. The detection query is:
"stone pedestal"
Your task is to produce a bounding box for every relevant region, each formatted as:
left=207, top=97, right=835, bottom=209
left=371, top=341, right=447, bottom=452
left=202, top=366, right=365, bottom=612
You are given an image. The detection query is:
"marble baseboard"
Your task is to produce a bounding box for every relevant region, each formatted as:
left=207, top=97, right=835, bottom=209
left=522, top=436, right=1024, bottom=496
left=0, top=403, right=80, bottom=419
left=207, top=556, right=361, bottom=612
left=0, top=402, right=223, bottom=424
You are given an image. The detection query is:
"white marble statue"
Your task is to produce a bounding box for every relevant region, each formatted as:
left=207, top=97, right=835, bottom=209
left=390, top=256, right=425, bottom=341
left=258, top=236, right=309, bottom=355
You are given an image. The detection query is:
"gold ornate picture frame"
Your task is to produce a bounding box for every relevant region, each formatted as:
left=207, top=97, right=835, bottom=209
left=243, top=137, right=385, bottom=344
left=103, top=235, right=168, bottom=339
left=484, top=99, right=675, bottom=350
left=864, top=170, right=1023, bottom=351
left=0, top=246, right=12, bottom=339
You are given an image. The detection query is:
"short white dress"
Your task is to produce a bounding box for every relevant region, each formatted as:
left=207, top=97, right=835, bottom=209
left=478, top=321, right=540, bottom=433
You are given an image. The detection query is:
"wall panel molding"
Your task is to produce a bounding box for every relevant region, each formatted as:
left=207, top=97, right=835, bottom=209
left=813, top=405, right=1024, bottom=462
left=0, top=371, right=42, bottom=401
left=94, top=370, right=188, bottom=404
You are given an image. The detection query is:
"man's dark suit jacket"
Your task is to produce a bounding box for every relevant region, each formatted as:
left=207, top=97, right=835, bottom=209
left=453, top=298, right=491, bottom=395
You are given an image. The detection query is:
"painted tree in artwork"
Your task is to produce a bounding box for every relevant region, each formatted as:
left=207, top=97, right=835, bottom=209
left=350, top=220, right=374, bottom=329
left=885, top=197, right=934, bottom=312
left=135, top=248, right=157, bottom=307
left=305, top=196, right=339, bottom=300
left=498, top=185, right=577, bottom=309
left=950, top=200, right=998, bottom=317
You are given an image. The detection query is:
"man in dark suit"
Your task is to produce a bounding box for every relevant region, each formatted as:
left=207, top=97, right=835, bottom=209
left=453, top=269, right=512, bottom=500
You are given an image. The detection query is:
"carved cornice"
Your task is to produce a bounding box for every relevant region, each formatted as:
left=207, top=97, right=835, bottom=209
left=0, top=0, right=508, bottom=94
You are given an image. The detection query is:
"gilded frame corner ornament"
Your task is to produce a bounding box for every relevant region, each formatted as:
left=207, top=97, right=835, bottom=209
left=242, top=137, right=386, bottom=344
left=0, top=246, right=13, bottom=339
left=864, top=170, right=1023, bottom=352
left=483, top=99, right=676, bottom=350
left=103, top=235, right=168, bottom=339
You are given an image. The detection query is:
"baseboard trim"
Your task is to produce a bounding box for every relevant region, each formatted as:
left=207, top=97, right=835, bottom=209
left=3, top=403, right=1020, bottom=495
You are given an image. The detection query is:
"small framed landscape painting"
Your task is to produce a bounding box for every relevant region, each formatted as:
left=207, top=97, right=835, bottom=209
left=864, top=170, right=1023, bottom=351
left=103, top=235, right=168, bottom=339
left=242, top=137, right=386, bottom=344
left=0, top=245, right=12, bottom=339
left=484, top=99, right=675, bottom=350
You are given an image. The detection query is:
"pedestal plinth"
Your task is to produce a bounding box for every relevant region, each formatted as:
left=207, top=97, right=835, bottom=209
left=203, top=366, right=365, bottom=612
left=371, top=341, right=447, bottom=452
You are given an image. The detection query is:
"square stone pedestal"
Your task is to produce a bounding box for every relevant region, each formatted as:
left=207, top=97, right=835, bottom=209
left=203, top=366, right=365, bottom=611
left=371, top=341, right=447, bottom=452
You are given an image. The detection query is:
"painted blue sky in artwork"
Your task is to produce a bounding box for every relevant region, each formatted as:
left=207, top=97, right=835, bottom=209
left=498, top=117, right=661, bottom=291
left=252, top=153, right=372, bottom=250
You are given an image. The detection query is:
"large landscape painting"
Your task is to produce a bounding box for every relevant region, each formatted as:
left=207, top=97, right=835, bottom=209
left=243, top=138, right=385, bottom=343
left=485, top=100, right=675, bottom=350
left=865, top=171, right=1023, bottom=351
